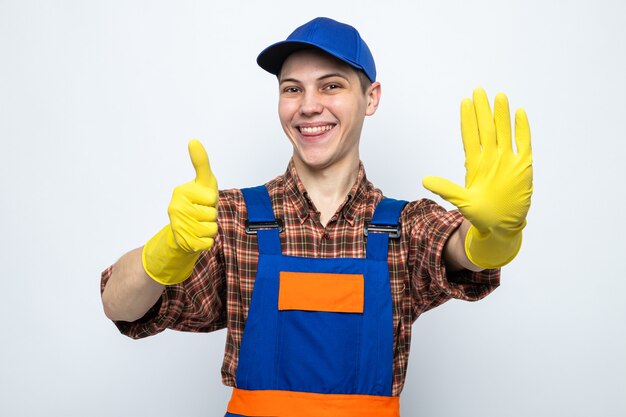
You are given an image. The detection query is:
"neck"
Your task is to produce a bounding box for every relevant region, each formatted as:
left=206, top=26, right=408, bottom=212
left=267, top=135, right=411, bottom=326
left=293, top=157, right=360, bottom=227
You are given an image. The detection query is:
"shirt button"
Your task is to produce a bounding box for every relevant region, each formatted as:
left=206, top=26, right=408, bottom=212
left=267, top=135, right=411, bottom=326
left=322, top=232, right=330, bottom=240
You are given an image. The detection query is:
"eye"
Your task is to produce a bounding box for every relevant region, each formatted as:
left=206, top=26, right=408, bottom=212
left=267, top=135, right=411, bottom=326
left=282, top=86, right=301, bottom=94
left=323, top=83, right=342, bottom=91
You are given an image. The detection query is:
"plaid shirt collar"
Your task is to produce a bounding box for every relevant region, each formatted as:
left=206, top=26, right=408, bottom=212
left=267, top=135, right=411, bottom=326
left=283, top=158, right=368, bottom=227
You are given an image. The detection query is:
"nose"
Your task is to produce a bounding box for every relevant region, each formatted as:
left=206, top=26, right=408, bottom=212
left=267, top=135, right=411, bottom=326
left=299, top=90, right=323, bottom=116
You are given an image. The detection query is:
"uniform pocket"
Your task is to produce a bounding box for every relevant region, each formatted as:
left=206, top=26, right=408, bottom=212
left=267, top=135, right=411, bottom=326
left=276, top=271, right=364, bottom=394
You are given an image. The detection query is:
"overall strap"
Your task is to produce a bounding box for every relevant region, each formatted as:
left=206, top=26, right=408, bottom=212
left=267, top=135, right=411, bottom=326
left=366, top=198, right=408, bottom=261
left=241, top=185, right=282, bottom=255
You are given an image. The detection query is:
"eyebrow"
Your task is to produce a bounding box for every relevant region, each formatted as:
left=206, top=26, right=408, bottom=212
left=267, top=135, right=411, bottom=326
left=279, top=72, right=351, bottom=85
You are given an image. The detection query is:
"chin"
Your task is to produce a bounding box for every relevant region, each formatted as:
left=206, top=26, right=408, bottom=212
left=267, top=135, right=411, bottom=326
left=294, top=153, right=333, bottom=171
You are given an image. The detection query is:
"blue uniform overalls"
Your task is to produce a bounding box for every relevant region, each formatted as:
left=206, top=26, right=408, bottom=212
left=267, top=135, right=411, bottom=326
left=226, top=185, right=407, bottom=417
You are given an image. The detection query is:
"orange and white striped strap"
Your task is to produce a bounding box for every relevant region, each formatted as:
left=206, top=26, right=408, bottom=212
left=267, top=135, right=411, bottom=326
left=227, top=388, right=400, bottom=417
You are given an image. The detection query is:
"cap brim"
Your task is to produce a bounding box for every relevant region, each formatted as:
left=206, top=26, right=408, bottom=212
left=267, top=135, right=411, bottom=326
left=256, top=40, right=365, bottom=78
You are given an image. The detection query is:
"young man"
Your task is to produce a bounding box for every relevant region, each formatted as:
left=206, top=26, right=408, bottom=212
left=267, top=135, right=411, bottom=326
left=101, top=17, right=532, bottom=417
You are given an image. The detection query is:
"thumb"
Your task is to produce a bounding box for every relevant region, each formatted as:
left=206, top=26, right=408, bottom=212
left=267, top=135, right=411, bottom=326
left=188, top=139, right=217, bottom=189
left=422, top=176, right=468, bottom=208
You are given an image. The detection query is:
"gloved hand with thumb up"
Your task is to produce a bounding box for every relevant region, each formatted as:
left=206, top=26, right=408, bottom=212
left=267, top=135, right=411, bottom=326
left=142, top=140, right=219, bottom=285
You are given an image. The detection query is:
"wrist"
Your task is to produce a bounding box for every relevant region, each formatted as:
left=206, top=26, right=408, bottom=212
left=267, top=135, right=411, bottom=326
left=142, top=225, right=201, bottom=285
left=464, top=222, right=525, bottom=269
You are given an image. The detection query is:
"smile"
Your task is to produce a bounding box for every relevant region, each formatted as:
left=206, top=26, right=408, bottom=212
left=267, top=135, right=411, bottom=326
left=298, top=124, right=335, bottom=134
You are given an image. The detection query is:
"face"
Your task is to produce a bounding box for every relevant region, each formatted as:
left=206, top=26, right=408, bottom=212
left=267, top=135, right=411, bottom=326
left=278, top=49, right=381, bottom=172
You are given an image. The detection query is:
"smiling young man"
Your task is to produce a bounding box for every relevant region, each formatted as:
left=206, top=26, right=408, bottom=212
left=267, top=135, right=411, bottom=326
left=278, top=48, right=381, bottom=226
left=101, top=17, right=533, bottom=417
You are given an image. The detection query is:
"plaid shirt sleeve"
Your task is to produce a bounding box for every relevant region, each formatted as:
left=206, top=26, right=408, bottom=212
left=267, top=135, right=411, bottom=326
left=386, top=198, right=500, bottom=394
left=401, top=198, right=501, bottom=320
left=99, top=199, right=233, bottom=339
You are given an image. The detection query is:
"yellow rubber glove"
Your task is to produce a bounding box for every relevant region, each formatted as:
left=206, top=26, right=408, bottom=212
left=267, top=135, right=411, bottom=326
left=422, top=88, right=533, bottom=269
left=142, top=140, right=219, bottom=285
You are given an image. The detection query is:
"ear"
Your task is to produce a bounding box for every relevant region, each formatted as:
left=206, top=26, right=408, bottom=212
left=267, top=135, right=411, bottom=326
left=365, top=82, right=382, bottom=116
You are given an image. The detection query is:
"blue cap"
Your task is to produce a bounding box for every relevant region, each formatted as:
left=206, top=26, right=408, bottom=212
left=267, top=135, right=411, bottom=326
left=257, top=17, right=376, bottom=82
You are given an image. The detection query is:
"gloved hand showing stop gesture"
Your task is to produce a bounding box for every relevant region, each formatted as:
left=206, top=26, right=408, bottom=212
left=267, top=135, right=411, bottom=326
left=423, top=88, right=533, bottom=269
left=142, top=140, right=219, bottom=285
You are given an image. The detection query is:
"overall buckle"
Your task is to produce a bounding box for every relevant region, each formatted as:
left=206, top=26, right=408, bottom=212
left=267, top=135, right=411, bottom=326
left=364, top=223, right=401, bottom=239
left=245, top=219, right=284, bottom=235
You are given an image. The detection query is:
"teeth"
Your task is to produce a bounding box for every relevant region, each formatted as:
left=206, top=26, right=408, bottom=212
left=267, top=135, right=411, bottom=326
left=300, top=125, right=333, bottom=134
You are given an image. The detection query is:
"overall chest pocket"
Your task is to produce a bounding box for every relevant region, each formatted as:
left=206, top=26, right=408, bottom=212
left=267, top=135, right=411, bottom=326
left=276, top=272, right=365, bottom=394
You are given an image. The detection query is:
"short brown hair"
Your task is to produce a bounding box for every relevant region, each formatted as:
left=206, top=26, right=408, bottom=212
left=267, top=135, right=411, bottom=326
left=356, top=69, right=373, bottom=94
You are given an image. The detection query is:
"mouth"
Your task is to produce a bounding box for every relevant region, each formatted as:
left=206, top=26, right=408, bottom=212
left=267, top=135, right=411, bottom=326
left=297, top=124, right=336, bottom=136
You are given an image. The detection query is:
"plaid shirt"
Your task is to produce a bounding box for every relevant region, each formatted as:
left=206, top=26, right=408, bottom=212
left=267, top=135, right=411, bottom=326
left=101, top=160, right=500, bottom=396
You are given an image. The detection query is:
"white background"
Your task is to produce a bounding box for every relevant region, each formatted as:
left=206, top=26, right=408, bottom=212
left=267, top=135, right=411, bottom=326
left=1, top=1, right=625, bottom=416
